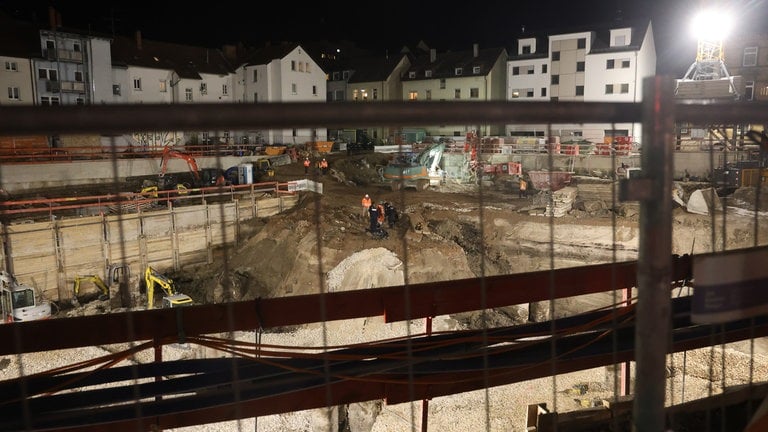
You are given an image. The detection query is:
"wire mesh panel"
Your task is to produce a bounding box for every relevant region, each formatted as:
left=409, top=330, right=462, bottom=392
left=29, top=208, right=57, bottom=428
left=0, top=76, right=767, bottom=432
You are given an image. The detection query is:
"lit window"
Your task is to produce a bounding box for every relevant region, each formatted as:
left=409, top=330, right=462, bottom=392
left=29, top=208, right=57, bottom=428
left=511, top=90, right=520, bottom=98
left=159, top=80, right=167, bottom=92
left=353, top=89, right=359, bottom=100
left=408, top=91, right=418, bottom=100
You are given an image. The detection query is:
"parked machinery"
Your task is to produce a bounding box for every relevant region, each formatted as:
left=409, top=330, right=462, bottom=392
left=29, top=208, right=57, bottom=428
left=0, top=270, right=52, bottom=322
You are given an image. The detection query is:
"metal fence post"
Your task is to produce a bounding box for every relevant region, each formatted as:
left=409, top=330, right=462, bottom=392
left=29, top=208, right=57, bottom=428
left=633, top=75, right=676, bottom=431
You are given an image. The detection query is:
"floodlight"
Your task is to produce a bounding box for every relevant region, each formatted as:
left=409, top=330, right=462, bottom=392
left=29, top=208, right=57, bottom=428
left=690, top=9, right=732, bottom=42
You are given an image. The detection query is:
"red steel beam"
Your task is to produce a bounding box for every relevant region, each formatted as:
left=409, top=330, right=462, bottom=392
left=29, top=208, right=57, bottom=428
left=0, top=256, right=695, bottom=356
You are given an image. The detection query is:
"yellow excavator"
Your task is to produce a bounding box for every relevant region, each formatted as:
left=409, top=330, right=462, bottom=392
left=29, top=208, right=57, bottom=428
left=72, top=275, right=110, bottom=307
left=142, top=266, right=193, bottom=309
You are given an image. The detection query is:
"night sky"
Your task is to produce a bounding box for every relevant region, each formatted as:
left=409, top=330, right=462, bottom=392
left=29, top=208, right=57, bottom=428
left=2, top=0, right=768, bottom=75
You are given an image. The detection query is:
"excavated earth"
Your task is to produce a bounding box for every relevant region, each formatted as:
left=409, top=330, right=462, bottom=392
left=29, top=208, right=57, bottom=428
left=10, top=152, right=768, bottom=431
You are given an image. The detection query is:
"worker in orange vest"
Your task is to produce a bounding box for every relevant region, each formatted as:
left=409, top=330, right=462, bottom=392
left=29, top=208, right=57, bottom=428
left=361, top=194, right=372, bottom=216
left=376, top=202, right=385, bottom=226
left=319, top=158, right=328, bottom=175
left=303, top=157, right=310, bottom=174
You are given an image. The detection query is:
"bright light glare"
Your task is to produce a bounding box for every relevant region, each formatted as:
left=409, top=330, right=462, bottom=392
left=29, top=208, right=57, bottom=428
left=690, top=9, right=733, bottom=41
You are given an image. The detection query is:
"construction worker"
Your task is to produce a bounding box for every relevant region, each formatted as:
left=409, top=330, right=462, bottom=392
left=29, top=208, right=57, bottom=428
left=303, top=157, right=311, bottom=174
left=376, top=202, right=385, bottom=226
left=519, top=175, right=528, bottom=198
left=320, top=158, right=328, bottom=175
left=361, top=194, right=372, bottom=216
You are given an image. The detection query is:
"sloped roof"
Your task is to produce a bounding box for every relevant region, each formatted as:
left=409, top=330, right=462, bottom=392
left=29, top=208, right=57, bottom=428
left=111, top=34, right=234, bottom=79
left=403, top=46, right=507, bottom=81
left=589, top=20, right=650, bottom=53
left=348, top=54, right=409, bottom=83
left=239, top=43, right=301, bottom=68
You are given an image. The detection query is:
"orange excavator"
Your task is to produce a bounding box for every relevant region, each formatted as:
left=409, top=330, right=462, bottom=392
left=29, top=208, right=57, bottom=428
left=159, top=145, right=202, bottom=184
left=143, top=146, right=225, bottom=196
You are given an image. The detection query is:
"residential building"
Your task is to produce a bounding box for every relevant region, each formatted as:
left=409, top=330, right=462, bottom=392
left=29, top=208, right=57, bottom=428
left=111, top=32, right=235, bottom=148
left=401, top=44, right=509, bottom=137
left=506, top=20, right=656, bottom=144
left=233, top=43, right=327, bottom=145
left=0, top=13, right=37, bottom=106
left=724, top=33, right=768, bottom=102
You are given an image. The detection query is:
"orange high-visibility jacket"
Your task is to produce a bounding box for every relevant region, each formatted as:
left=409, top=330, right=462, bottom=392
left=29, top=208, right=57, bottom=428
left=362, top=196, right=372, bottom=208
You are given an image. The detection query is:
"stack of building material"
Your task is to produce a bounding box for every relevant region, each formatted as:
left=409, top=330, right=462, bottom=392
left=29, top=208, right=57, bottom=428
left=544, top=186, right=577, bottom=217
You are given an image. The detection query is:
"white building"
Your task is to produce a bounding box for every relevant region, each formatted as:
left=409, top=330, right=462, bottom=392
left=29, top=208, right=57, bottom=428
left=506, top=20, right=656, bottom=144
left=233, top=43, right=327, bottom=145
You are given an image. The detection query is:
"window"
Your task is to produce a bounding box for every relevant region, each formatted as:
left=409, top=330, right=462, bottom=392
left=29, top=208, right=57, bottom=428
left=292, top=129, right=297, bottom=137
left=222, top=84, right=228, bottom=95
left=576, top=61, right=585, bottom=72
left=745, top=81, right=754, bottom=100
left=252, top=69, right=258, bottom=82
left=312, top=85, right=317, bottom=95
left=470, top=88, right=479, bottom=98
left=73, top=43, right=81, bottom=52
left=511, top=89, right=520, bottom=98
left=39, top=68, right=58, bottom=80
left=342, top=71, right=350, bottom=80
left=332, top=72, right=340, bottom=80
left=522, top=45, right=531, bottom=54
left=291, top=60, right=296, bottom=71
left=362, top=89, right=368, bottom=100
left=373, top=88, right=378, bottom=100
left=40, top=96, right=59, bottom=105
left=199, top=82, right=207, bottom=95
left=425, top=70, right=432, bottom=77
left=75, top=97, right=84, bottom=105
left=605, top=84, right=614, bottom=94
left=408, top=91, right=418, bottom=100
left=743, top=47, right=758, bottom=66
left=185, top=88, right=193, bottom=101
left=575, top=85, right=584, bottom=96
left=306, top=62, right=311, bottom=73
left=621, top=59, right=630, bottom=68
left=552, top=51, right=560, bottom=61
left=473, top=66, right=481, bottom=74
left=542, top=64, right=547, bottom=73
left=253, top=92, right=258, bottom=102
left=45, top=40, right=55, bottom=56
left=454, top=88, right=461, bottom=99
left=112, top=84, right=121, bottom=96
left=540, top=87, right=547, bottom=97
left=334, top=89, right=343, bottom=101
left=425, top=89, right=431, bottom=100
left=606, top=59, right=615, bottom=69
left=551, top=75, right=559, bottom=85
left=455, top=67, right=463, bottom=76
left=527, top=66, right=534, bottom=74
left=133, top=78, right=142, bottom=91
left=440, top=78, right=446, bottom=89
left=74, top=71, right=83, bottom=82
left=614, top=35, right=626, bottom=46
left=577, top=38, right=586, bottom=49
left=4, top=61, right=17, bottom=71
left=7, top=87, right=20, bottom=100
left=352, top=89, right=359, bottom=100
left=550, top=96, right=559, bottom=102
left=620, top=83, right=629, bottom=93
left=291, top=83, right=297, bottom=94
left=298, top=62, right=304, bottom=72
left=513, top=66, right=520, bottom=75
left=408, top=71, right=416, bottom=78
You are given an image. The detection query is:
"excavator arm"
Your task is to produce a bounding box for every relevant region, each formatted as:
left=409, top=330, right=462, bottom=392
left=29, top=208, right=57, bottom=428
left=160, top=146, right=201, bottom=182
left=144, top=267, right=192, bottom=309
left=73, top=275, right=110, bottom=302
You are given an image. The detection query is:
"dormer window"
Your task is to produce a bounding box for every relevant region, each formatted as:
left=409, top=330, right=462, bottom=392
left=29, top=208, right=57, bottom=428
left=425, top=70, right=432, bottom=78
left=455, top=67, right=463, bottom=76
left=409, top=71, right=416, bottom=78
left=472, top=66, right=481, bottom=74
